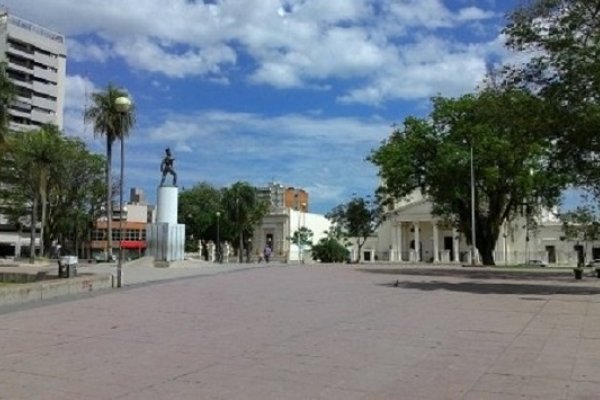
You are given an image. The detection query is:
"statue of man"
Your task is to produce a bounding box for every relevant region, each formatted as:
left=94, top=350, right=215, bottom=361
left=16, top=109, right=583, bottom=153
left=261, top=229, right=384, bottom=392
left=160, top=148, right=177, bottom=186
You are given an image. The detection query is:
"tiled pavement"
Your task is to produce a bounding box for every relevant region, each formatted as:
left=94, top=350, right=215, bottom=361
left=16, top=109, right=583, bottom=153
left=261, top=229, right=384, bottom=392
left=1, top=264, right=600, bottom=399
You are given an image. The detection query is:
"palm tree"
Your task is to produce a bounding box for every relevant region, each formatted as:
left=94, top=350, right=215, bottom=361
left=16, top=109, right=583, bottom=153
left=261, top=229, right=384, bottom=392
left=222, top=182, right=267, bottom=262
left=84, top=84, right=135, bottom=258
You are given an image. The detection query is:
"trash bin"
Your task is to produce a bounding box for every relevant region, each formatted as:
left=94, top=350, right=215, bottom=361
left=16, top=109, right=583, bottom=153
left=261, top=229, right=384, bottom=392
left=58, top=255, right=78, bottom=278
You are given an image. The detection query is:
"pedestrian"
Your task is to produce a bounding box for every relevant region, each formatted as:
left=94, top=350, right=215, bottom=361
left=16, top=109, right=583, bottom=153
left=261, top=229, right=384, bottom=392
left=263, top=245, right=272, bottom=263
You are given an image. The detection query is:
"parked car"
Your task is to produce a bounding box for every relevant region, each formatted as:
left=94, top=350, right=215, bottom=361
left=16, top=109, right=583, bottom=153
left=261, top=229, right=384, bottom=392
left=525, top=259, right=547, bottom=268
left=586, top=259, right=600, bottom=268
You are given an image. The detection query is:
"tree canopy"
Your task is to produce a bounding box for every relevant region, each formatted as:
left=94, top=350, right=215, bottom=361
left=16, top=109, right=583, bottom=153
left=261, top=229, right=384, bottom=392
left=0, top=62, right=14, bottom=147
left=504, top=0, right=600, bottom=195
left=178, top=182, right=223, bottom=254
left=221, top=182, right=268, bottom=262
left=370, top=88, right=569, bottom=265
left=0, top=127, right=105, bottom=259
left=327, top=196, right=380, bottom=263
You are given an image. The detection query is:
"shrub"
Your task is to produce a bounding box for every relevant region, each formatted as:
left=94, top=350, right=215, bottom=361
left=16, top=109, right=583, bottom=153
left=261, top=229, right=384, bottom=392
left=311, top=237, right=349, bottom=263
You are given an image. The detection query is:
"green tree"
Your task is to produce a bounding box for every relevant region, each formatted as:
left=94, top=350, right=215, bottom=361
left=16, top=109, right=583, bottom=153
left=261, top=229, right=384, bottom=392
left=178, top=182, right=222, bottom=257
left=327, top=196, right=380, bottom=263
left=222, top=182, right=268, bottom=262
left=84, top=84, right=135, bottom=258
left=311, top=229, right=349, bottom=263
left=288, top=226, right=314, bottom=263
left=504, top=0, right=600, bottom=194
left=45, top=139, right=105, bottom=257
left=0, top=62, right=14, bottom=147
left=0, top=126, right=63, bottom=261
left=560, top=205, right=600, bottom=265
left=369, top=89, right=568, bottom=265
left=0, top=128, right=104, bottom=260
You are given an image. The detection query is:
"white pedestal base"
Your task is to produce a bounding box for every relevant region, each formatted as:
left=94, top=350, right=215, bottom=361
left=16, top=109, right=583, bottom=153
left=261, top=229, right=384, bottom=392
left=147, top=223, right=185, bottom=262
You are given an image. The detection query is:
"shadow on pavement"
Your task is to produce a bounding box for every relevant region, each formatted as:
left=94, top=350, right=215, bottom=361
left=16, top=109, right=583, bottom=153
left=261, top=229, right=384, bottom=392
left=358, top=267, right=582, bottom=282
left=378, top=280, right=600, bottom=295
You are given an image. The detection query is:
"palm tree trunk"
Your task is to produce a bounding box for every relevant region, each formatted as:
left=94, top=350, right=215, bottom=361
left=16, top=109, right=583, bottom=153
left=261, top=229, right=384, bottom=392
left=39, top=173, right=47, bottom=257
left=106, top=136, right=113, bottom=258
left=29, top=194, right=38, bottom=264
left=238, top=231, right=244, bottom=263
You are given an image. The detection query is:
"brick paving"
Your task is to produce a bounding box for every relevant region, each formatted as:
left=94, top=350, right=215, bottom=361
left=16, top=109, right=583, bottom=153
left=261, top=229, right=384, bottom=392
left=1, top=264, right=600, bottom=399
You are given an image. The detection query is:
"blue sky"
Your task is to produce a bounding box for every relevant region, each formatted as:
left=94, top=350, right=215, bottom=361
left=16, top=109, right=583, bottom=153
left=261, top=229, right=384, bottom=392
left=5, top=0, right=554, bottom=214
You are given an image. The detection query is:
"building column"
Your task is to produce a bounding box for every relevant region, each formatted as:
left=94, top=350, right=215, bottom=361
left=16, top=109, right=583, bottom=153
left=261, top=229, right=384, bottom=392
left=503, top=224, right=510, bottom=265
left=390, top=223, right=397, bottom=261
left=414, top=222, right=420, bottom=262
left=433, top=223, right=440, bottom=263
left=452, top=227, right=460, bottom=263
left=398, top=223, right=403, bottom=262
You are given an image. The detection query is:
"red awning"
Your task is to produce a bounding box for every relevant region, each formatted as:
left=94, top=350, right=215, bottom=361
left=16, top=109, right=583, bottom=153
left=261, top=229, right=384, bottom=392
left=120, top=240, right=146, bottom=249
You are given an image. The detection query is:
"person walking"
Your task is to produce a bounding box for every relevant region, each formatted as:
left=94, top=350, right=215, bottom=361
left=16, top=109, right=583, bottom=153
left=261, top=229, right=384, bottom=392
left=263, top=245, right=272, bottom=263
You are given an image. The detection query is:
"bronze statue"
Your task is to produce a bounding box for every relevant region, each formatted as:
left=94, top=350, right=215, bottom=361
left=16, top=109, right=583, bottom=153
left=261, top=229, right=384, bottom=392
left=160, top=148, right=177, bottom=186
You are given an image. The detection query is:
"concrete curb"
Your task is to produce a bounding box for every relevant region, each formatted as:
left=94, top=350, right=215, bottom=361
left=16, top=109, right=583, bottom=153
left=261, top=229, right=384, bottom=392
left=0, top=274, right=113, bottom=308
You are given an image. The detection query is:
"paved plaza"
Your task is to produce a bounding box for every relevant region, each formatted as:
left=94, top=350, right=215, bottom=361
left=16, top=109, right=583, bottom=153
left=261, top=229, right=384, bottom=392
left=2, top=264, right=600, bottom=399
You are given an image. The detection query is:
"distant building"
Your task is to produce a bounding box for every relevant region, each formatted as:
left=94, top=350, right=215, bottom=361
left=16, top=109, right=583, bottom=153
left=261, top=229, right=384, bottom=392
left=90, top=188, right=155, bottom=259
left=0, top=9, right=66, bottom=130
left=252, top=183, right=328, bottom=263
left=256, top=182, right=309, bottom=212
left=256, top=182, right=286, bottom=211
left=130, top=187, right=146, bottom=205
left=285, top=187, right=308, bottom=212
left=355, top=189, right=590, bottom=266
left=0, top=11, right=67, bottom=257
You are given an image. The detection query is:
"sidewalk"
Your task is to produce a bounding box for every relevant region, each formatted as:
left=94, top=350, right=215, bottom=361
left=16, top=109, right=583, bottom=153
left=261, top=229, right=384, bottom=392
left=1, top=264, right=600, bottom=399
left=0, top=257, right=274, bottom=309
left=82, top=257, right=275, bottom=286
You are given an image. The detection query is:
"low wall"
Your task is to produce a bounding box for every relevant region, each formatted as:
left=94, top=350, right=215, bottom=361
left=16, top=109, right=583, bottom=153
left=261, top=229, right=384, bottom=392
left=0, top=274, right=113, bottom=308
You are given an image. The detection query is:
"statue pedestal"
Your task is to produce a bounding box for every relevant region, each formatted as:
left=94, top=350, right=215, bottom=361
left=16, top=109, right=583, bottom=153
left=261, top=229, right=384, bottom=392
left=147, top=186, right=185, bottom=263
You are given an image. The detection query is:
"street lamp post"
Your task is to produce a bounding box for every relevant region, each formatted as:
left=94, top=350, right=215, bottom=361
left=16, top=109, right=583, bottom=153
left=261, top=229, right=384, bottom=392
left=470, top=143, right=477, bottom=265
left=300, top=202, right=306, bottom=264
left=216, top=211, right=221, bottom=263
left=115, top=96, right=132, bottom=288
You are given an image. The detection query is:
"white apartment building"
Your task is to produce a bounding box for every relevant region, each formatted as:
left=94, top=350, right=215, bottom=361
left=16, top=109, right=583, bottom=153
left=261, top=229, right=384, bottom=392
left=0, top=10, right=66, bottom=130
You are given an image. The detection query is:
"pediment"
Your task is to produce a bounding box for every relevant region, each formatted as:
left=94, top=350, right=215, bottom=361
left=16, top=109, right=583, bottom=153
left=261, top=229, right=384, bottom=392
left=387, top=199, right=437, bottom=222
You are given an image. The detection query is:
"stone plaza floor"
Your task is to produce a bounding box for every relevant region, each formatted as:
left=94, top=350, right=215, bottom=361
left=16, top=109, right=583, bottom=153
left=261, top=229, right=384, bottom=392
left=1, top=263, right=600, bottom=399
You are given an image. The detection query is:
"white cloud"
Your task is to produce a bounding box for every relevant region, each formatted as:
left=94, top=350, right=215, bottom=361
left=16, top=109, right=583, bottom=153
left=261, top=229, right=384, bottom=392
left=63, top=75, right=98, bottom=139
left=339, top=35, right=497, bottom=104
left=4, top=0, right=508, bottom=104
left=456, top=6, right=497, bottom=22
left=112, top=37, right=236, bottom=78
left=68, top=40, right=112, bottom=63
left=250, top=62, right=303, bottom=88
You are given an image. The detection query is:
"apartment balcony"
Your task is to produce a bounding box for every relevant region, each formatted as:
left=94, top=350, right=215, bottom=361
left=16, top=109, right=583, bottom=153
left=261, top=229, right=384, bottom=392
left=11, top=78, right=33, bottom=90
left=31, top=108, right=55, bottom=125
left=9, top=121, right=33, bottom=132
left=32, top=80, right=57, bottom=97
left=7, top=61, right=33, bottom=77
left=32, top=96, right=56, bottom=112
left=33, top=52, right=59, bottom=69
left=11, top=98, right=32, bottom=111
left=33, top=66, right=57, bottom=83
left=14, top=92, right=32, bottom=103
left=6, top=43, right=34, bottom=61
left=8, top=108, right=31, bottom=119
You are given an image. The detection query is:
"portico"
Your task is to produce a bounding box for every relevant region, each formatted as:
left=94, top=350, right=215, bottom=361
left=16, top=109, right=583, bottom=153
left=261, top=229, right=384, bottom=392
left=389, top=220, right=461, bottom=263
